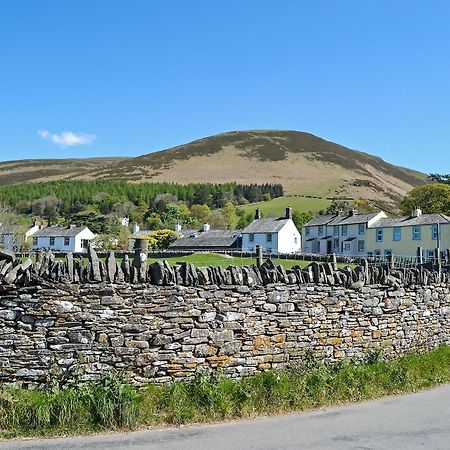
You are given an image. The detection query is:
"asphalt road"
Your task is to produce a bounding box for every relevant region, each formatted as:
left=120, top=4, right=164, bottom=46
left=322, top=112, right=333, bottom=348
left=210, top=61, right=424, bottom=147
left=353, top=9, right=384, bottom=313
left=4, top=384, right=450, bottom=450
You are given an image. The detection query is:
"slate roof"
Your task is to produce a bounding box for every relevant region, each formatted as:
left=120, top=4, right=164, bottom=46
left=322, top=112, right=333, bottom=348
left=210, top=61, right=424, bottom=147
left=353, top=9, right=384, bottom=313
left=305, top=212, right=381, bottom=227
left=337, top=213, right=381, bottom=225
left=0, top=225, right=26, bottom=235
left=131, top=230, right=156, bottom=239
left=370, top=214, right=450, bottom=228
left=169, top=230, right=241, bottom=248
left=33, top=226, right=88, bottom=237
left=243, top=218, right=290, bottom=233
left=304, top=214, right=337, bottom=226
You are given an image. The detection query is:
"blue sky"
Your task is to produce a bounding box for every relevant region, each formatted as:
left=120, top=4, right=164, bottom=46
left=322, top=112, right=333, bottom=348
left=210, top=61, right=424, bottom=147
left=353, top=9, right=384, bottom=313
left=1, top=1, right=450, bottom=173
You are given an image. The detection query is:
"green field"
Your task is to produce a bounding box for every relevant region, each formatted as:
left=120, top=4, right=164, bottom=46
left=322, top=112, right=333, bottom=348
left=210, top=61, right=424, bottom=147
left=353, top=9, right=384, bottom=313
left=147, top=253, right=317, bottom=269
left=239, top=195, right=332, bottom=217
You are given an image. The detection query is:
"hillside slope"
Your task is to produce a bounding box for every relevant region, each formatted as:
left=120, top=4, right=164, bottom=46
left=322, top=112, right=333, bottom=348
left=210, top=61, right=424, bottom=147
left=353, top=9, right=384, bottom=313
left=0, top=131, right=425, bottom=211
left=78, top=130, right=425, bottom=210
left=0, top=157, right=128, bottom=186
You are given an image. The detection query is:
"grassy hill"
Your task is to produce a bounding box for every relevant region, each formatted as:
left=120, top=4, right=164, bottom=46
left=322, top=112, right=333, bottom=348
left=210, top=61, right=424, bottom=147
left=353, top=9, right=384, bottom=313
left=77, top=130, right=426, bottom=211
left=239, top=196, right=333, bottom=217
left=0, top=157, right=128, bottom=186
left=0, top=130, right=426, bottom=211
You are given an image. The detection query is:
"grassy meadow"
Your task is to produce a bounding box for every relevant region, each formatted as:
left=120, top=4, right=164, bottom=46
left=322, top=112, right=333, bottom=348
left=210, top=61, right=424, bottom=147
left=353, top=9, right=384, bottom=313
left=238, top=195, right=332, bottom=217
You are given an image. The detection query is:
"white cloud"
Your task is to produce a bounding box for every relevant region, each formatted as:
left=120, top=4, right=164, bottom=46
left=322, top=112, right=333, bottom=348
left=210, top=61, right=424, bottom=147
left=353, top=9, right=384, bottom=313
left=38, top=129, right=96, bottom=147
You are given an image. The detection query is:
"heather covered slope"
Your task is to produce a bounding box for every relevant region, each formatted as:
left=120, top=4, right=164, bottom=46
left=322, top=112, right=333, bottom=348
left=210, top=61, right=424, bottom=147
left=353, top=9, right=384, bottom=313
left=0, top=130, right=426, bottom=210
left=0, top=157, right=128, bottom=186
left=82, top=130, right=426, bottom=209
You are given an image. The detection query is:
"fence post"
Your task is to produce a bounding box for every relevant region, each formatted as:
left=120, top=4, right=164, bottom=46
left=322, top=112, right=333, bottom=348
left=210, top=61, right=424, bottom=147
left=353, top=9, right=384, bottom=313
left=256, top=245, right=263, bottom=268
left=417, top=247, right=423, bottom=265
left=388, top=253, right=394, bottom=270
left=331, top=253, right=337, bottom=271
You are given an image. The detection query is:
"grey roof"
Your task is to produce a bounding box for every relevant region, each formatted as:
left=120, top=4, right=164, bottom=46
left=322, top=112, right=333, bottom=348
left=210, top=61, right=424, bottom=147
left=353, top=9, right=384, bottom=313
left=319, top=236, right=332, bottom=240
left=0, top=224, right=26, bottom=235
left=243, top=218, right=290, bottom=233
left=370, top=214, right=450, bottom=228
left=344, top=237, right=356, bottom=242
left=131, top=230, right=156, bottom=239
left=305, top=212, right=381, bottom=227
left=306, top=237, right=317, bottom=242
left=304, top=214, right=337, bottom=226
left=170, top=230, right=241, bottom=248
left=337, top=213, right=380, bottom=225
left=33, top=226, right=88, bottom=237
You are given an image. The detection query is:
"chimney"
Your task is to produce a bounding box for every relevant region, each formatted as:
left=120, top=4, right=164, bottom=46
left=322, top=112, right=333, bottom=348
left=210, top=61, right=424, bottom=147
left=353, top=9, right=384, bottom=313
left=175, top=222, right=182, bottom=232
left=285, top=206, right=293, bottom=220
left=255, top=208, right=261, bottom=220
left=412, top=207, right=423, bottom=218
left=350, top=208, right=358, bottom=217
left=133, top=223, right=140, bottom=234
left=203, top=223, right=211, bottom=232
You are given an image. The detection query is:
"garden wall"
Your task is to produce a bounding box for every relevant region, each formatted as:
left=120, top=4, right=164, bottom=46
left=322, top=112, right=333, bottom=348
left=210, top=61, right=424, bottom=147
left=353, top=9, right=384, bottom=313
left=1, top=279, right=450, bottom=386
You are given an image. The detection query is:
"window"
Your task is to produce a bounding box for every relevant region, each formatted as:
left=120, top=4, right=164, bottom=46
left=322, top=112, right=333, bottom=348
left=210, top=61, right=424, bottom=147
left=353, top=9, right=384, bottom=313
left=426, top=250, right=435, bottom=261
left=358, top=224, right=365, bottom=235
left=358, top=240, right=365, bottom=252
left=81, top=239, right=89, bottom=249
left=266, top=233, right=272, bottom=242
left=367, top=251, right=374, bottom=258
left=32, top=237, right=38, bottom=246
left=341, top=225, right=348, bottom=236
left=333, top=226, right=339, bottom=236
left=318, top=225, right=324, bottom=236
left=376, top=229, right=383, bottom=242
left=344, top=243, right=351, bottom=251
left=384, top=249, right=392, bottom=257
left=431, top=225, right=439, bottom=241
left=393, top=227, right=401, bottom=241
left=64, top=237, right=70, bottom=246
left=412, top=226, right=421, bottom=240
left=249, top=234, right=254, bottom=242
left=374, top=249, right=381, bottom=257
left=334, top=238, right=339, bottom=249
left=305, top=227, right=310, bottom=236
left=49, top=237, right=55, bottom=246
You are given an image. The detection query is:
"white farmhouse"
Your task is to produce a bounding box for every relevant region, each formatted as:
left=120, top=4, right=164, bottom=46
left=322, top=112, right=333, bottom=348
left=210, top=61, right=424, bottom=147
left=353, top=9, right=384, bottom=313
left=302, top=210, right=387, bottom=257
left=242, top=208, right=301, bottom=254
left=0, top=223, right=40, bottom=252
left=31, top=225, right=95, bottom=253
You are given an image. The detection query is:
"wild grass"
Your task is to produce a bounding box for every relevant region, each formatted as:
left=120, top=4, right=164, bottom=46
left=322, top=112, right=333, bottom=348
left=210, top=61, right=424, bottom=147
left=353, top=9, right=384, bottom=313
left=238, top=195, right=332, bottom=217
left=2, top=346, right=450, bottom=438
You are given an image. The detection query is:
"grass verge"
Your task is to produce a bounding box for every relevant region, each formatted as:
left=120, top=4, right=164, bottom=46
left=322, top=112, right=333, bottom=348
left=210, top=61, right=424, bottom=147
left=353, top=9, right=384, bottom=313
left=2, top=346, right=450, bottom=438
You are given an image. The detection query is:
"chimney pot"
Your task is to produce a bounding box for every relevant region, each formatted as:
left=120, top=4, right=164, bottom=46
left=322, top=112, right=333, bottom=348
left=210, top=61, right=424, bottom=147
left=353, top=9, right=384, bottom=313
left=285, top=206, right=293, bottom=220
left=255, top=208, right=261, bottom=220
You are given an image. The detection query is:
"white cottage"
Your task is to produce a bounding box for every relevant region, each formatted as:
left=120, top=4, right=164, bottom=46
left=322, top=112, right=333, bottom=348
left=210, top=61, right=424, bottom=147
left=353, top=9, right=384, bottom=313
left=31, top=225, right=95, bottom=253
left=242, top=208, right=301, bottom=254
left=0, top=223, right=40, bottom=252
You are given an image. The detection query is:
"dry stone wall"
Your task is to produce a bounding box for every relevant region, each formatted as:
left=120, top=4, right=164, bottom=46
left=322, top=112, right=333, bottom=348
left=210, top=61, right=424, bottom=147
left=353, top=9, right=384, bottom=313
left=1, top=279, right=450, bottom=386
left=1, top=248, right=450, bottom=386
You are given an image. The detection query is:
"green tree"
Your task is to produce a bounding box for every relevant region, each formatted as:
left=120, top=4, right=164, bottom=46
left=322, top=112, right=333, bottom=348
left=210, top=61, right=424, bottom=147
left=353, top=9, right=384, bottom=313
left=190, top=204, right=212, bottom=225
left=292, top=210, right=313, bottom=229
left=147, top=229, right=179, bottom=250
left=221, top=202, right=238, bottom=229
left=401, top=183, right=450, bottom=215
left=145, top=212, right=163, bottom=230
left=325, top=200, right=350, bottom=215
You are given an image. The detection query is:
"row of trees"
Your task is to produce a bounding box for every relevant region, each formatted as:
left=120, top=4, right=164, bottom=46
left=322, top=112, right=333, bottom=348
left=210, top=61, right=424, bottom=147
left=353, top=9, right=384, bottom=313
left=0, top=180, right=283, bottom=214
